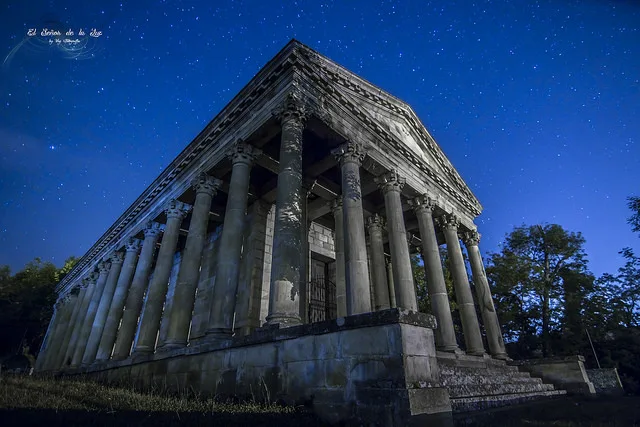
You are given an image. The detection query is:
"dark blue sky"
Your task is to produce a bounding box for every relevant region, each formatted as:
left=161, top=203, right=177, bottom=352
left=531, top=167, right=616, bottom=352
left=0, top=0, right=638, bottom=278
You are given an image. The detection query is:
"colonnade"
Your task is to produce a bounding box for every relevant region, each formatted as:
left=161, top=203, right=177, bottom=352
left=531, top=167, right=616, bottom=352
left=37, top=97, right=508, bottom=372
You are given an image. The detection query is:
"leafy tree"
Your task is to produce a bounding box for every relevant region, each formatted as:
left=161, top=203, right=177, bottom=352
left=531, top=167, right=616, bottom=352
left=486, top=224, right=589, bottom=357
left=627, top=196, right=640, bottom=236
left=0, top=257, right=78, bottom=359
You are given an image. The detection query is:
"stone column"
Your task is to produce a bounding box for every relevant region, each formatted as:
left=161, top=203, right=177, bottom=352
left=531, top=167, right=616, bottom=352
left=410, top=196, right=459, bottom=352
left=189, top=228, right=222, bottom=341
left=134, top=200, right=190, bottom=356
left=95, top=238, right=142, bottom=361
left=266, top=96, right=307, bottom=326
left=376, top=170, right=417, bottom=311
left=366, top=214, right=391, bottom=311
left=112, top=222, right=162, bottom=360
left=463, top=230, right=508, bottom=359
left=71, top=261, right=111, bottom=367
left=62, top=275, right=95, bottom=368
left=161, top=174, right=221, bottom=349
left=438, top=214, right=485, bottom=356
left=54, top=285, right=86, bottom=369
left=385, top=257, right=397, bottom=308
left=83, top=252, right=124, bottom=365
left=43, top=294, right=78, bottom=370
left=39, top=299, right=64, bottom=370
left=330, top=198, right=347, bottom=317
left=207, top=142, right=261, bottom=338
left=332, top=141, right=372, bottom=315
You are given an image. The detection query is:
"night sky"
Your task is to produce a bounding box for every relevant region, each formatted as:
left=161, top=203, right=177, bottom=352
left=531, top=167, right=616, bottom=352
left=1, top=1, right=638, bottom=278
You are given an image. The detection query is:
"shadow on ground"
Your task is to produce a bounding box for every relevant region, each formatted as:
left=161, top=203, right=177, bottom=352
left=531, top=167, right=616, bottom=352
left=0, top=408, right=330, bottom=427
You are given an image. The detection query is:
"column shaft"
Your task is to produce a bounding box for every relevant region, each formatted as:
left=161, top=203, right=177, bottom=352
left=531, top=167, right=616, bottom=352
left=331, top=198, right=347, bottom=317
left=366, top=214, right=391, bottom=310
left=266, top=97, right=306, bottom=326
left=133, top=200, right=189, bottom=355
left=62, top=277, right=95, bottom=368
left=163, top=174, right=220, bottom=348
left=95, top=239, right=141, bottom=361
left=112, top=222, right=162, bottom=360
left=377, top=171, right=417, bottom=311
left=71, top=263, right=111, bottom=367
left=208, top=142, right=260, bottom=337
left=464, top=231, right=508, bottom=359
left=43, top=295, right=77, bottom=370
left=38, top=306, right=61, bottom=371
left=333, top=141, right=371, bottom=315
left=440, top=214, right=485, bottom=356
left=54, top=285, right=86, bottom=369
left=411, top=196, right=459, bottom=352
left=83, top=253, right=124, bottom=364
left=385, top=258, right=397, bottom=308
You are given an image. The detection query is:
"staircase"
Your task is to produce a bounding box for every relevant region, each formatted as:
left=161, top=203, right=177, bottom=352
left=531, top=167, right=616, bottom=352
left=437, top=352, right=567, bottom=413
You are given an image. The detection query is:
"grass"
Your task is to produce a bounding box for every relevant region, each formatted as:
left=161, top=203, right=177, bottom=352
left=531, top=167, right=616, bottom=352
left=1, top=374, right=639, bottom=426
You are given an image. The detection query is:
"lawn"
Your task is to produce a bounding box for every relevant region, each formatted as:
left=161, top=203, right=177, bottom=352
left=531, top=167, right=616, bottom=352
left=1, top=375, right=638, bottom=426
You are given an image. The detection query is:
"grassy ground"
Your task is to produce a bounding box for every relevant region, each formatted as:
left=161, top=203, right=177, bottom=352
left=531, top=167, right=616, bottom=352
left=1, top=374, right=639, bottom=426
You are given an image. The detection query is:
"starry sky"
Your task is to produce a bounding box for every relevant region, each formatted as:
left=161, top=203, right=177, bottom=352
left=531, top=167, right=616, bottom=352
left=0, top=0, right=638, bottom=278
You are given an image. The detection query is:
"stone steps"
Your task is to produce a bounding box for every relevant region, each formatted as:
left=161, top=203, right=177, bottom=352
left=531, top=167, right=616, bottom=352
left=447, top=381, right=555, bottom=399
left=440, top=370, right=543, bottom=387
left=436, top=354, right=567, bottom=412
left=450, top=390, right=567, bottom=413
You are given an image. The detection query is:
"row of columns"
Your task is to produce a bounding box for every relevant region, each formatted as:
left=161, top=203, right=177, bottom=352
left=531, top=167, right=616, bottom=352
left=37, top=95, right=507, bottom=371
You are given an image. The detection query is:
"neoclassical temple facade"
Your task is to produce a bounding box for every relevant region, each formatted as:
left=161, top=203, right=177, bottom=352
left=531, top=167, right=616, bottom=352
left=36, top=40, right=565, bottom=424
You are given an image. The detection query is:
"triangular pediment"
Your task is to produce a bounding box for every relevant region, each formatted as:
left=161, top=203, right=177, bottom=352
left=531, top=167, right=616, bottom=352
left=288, top=41, right=481, bottom=213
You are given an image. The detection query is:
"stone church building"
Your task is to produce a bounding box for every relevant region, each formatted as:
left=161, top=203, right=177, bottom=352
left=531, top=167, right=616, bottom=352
left=36, top=40, right=571, bottom=425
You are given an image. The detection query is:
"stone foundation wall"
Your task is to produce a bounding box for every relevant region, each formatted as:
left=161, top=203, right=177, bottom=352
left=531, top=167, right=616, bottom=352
left=586, top=368, right=624, bottom=395
left=309, top=222, right=335, bottom=260
left=510, top=355, right=596, bottom=395
left=79, top=309, right=452, bottom=426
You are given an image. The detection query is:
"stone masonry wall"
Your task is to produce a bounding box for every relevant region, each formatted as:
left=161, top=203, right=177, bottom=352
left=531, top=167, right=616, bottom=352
left=82, top=309, right=451, bottom=426
left=586, top=368, right=624, bottom=395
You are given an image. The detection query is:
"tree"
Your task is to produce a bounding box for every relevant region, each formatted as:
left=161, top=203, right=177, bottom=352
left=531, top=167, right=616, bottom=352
left=627, top=196, right=640, bottom=236
left=0, top=256, right=78, bottom=358
left=486, top=224, right=589, bottom=357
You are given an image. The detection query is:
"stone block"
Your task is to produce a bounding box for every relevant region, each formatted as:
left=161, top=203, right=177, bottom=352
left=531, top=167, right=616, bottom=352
left=281, top=335, right=316, bottom=362
left=400, top=324, right=436, bottom=357
left=324, top=358, right=349, bottom=388
left=407, top=387, right=452, bottom=415
left=403, top=355, right=439, bottom=386
left=315, top=330, right=341, bottom=359
left=216, top=369, right=238, bottom=396
left=350, top=357, right=403, bottom=389
left=285, top=360, right=323, bottom=396
left=342, top=326, right=391, bottom=356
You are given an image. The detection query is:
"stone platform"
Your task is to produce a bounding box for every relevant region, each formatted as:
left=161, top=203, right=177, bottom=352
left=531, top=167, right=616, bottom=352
left=67, top=309, right=453, bottom=426
left=437, top=352, right=567, bottom=413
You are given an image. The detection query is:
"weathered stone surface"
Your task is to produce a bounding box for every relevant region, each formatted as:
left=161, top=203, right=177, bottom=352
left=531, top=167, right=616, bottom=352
left=586, top=368, right=624, bottom=395
left=510, top=356, right=596, bottom=395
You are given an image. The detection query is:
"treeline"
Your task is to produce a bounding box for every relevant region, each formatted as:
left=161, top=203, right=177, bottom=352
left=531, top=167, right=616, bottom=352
left=0, top=257, right=78, bottom=358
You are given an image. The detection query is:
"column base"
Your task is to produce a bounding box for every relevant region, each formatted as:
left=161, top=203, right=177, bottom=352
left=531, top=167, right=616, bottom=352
left=437, top=344, right=464, bottom=355
left=157, top=340, right=187, bottom=352
left=265, top=313, right=302, bottom=327
left=492, top=352, right=511, bottom=361
left=466, top=349, right=487, bottom=357
left=205, top=328, right=233, bottom=342
left=130, top=349, right=154, bottom=362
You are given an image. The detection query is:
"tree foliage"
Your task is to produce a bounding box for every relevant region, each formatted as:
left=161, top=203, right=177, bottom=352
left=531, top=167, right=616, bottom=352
left=627, top=196, right=640, bottom=236
left=486, top=224, right=589, bottom=357
left=0, top=257, right=78, bottom=359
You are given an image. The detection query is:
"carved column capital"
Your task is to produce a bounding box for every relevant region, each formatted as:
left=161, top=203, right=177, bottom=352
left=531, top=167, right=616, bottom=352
left=436, top=213, right=460, bottom=232
left=227, top=139, right=262, bottom=166
left=375, top=170, right=406, bottom=194
left=110, top=251, right=125, bottom=265
left=143, top=221, right=164, bottom=238
left=125, top=238, right=142, bottom=253
left=329, top=197, right=343, bottom=215
left=191, top=173, right=222, bottom=197
left=462, top=230, right=481, bottom=247
left=98, top=261, right=111, bottom=275
left=366, top=213, right=385, bottom=232
left=272, top=93, right=309, bottom=125
left=165, top=199, right=191, bottom=220
left=331, top=141, right=367, bottom=167
left=409, top=194, right=436, bottom=214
